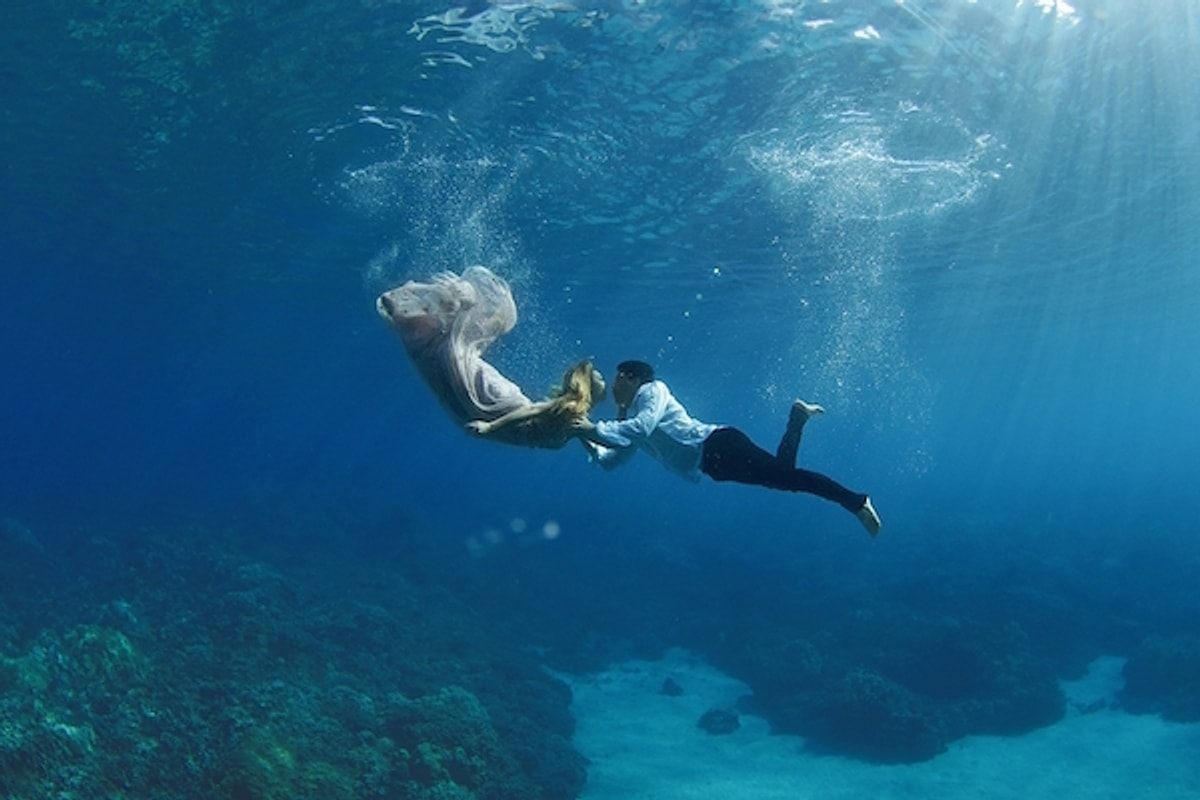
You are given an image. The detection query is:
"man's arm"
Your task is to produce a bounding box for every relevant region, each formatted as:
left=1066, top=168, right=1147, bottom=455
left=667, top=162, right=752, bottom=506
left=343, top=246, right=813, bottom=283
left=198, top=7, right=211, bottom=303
left=589, top=382, right=669, bottom=447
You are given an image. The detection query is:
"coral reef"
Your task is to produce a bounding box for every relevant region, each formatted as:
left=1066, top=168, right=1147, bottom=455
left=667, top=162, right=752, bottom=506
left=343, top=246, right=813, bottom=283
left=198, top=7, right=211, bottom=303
left=6, top=504, right=1193, bottom=787
left=710, top=608, right=1065, bottom=761
left=0, top=524, right=585, bottom=800
left=443, top=528, right=1081, bottom=764
left=819, top=668, right=946, bottom=762
left=1120, top=635, right=1200, bottom=722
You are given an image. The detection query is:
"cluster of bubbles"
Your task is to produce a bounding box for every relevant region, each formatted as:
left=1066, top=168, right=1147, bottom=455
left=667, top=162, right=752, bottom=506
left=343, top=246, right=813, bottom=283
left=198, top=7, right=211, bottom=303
left=465, top=516, right=563, bottom=558
left=340, top=122, right=576, bottom=391
left=744, top=108, right=999, bottom=226
left=346, top=150, right=525, bottom=286
left=736, top=108, right=991, bottom=477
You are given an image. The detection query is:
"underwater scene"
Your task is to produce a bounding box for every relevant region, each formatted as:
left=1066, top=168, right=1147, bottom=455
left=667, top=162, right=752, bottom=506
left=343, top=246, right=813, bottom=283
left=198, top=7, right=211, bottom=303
left=2, top=1, right=1199, bottom=798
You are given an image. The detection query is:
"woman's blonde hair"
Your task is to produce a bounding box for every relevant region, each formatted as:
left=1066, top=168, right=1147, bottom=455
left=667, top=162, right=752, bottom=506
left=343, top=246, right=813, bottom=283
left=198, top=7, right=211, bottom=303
left=546, top=360, right=602, bottom=420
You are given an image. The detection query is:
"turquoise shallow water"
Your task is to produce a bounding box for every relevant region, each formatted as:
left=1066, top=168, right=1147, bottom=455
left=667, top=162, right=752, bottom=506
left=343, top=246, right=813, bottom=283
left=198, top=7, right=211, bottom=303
left=2, top=1, right=1199, bottom=797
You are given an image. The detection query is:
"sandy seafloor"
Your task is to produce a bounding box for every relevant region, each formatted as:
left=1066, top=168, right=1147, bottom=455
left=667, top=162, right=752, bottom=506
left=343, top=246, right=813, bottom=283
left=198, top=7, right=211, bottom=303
left=562, top=650, right=1200, bottom=800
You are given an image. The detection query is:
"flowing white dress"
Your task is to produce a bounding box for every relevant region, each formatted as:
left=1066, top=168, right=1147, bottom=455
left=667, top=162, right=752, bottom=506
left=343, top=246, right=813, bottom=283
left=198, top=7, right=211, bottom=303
left=377, top=266, right=532, bottom=425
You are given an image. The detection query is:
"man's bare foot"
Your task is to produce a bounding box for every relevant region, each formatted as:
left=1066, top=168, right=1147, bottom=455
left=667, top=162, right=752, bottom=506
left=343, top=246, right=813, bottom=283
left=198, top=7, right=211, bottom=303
left=789, top=399, right=825, bottom=428
left=855, top=497, right=882, bottom=537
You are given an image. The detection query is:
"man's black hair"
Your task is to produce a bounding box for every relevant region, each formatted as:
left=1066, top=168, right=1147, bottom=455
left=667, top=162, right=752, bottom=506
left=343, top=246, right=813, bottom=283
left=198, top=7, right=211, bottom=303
left=617, top=360, right=655, bottom=384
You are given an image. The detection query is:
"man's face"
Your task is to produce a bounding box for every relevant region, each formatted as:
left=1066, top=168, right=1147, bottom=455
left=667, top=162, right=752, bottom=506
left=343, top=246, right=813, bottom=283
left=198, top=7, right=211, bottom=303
left=612, top=370, right=639, bottom=407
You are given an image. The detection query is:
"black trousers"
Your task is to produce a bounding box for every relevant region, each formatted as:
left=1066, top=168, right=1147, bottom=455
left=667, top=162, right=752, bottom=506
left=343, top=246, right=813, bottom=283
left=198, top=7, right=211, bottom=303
left=699, top=426, right=866, bottom=513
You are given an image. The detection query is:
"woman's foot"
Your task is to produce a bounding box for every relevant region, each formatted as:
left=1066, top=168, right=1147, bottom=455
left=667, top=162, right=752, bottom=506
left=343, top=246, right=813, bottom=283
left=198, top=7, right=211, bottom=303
left=855, top=497, right=882, bottom=537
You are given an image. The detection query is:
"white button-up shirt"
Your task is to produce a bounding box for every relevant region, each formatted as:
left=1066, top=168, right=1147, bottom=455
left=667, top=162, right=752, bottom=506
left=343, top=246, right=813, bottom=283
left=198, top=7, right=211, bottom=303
left=591, top=380, right=719, bottom=481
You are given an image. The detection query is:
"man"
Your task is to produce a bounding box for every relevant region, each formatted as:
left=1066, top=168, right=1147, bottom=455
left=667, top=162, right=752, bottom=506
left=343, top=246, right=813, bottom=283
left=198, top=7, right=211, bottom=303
left=573, top=360, right=882, bottom=536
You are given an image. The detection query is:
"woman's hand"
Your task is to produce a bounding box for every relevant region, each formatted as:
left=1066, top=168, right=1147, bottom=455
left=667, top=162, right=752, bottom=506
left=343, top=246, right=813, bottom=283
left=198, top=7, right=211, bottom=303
left=466, top=420, right=491, bottom=436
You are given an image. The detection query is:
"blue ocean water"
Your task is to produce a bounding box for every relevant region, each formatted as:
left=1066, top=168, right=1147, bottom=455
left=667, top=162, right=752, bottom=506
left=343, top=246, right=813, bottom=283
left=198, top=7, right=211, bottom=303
left=2, top=1, right=1199, bottom=797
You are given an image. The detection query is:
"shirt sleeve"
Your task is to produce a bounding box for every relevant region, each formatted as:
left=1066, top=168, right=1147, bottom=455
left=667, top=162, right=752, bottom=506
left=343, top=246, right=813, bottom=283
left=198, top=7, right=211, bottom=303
left=592, top=382, right=669, bottom=447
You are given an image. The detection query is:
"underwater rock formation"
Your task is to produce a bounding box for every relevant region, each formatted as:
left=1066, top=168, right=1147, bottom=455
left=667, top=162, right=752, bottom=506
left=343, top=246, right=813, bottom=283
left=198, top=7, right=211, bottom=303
left=440, top=526, right=1086, bottom=765
left=1120, top=635, right=1200, bottom=721
left=696, top=708, right=740, bottom=735
left=819, top=668, right=947, bottom=762
left=710, top=611, right=1065, bottom=763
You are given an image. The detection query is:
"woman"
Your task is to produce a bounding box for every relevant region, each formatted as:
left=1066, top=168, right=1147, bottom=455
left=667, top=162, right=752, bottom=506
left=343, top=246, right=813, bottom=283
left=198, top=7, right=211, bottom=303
left=466, top=359, right=606, bottom=449
left=377, top=266, right=605, bottom=449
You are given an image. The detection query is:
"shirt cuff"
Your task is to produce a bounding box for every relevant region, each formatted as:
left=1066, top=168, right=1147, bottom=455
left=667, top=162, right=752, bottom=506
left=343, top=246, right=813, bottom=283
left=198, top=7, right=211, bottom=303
left=594, top=420, right=631, bottom=447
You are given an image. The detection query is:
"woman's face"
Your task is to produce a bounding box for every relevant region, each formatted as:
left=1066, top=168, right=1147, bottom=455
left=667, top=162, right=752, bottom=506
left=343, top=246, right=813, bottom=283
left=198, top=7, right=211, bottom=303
left=590, top=370, right=607, bottom=402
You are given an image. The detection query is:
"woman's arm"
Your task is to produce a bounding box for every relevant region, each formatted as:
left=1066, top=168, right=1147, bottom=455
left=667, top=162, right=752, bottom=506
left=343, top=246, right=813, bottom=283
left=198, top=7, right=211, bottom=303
left=571, top=418, right=601, bottom=442
left=467, top=400, right=553, bottom=436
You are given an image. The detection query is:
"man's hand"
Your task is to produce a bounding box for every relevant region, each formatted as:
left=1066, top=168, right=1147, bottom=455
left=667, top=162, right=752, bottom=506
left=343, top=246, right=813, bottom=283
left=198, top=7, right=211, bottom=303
left=570, top=418, right=596, bottom=436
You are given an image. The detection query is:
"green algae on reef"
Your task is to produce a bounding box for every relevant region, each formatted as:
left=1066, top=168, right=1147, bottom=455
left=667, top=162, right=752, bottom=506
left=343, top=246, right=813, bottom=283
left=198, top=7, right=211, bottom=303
left=0, top=522, right=585, bottom=800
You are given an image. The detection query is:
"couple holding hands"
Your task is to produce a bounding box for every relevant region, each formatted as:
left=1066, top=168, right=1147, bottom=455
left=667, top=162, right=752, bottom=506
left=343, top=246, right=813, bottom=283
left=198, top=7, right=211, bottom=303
left=377, top=266, right=881, bottom=536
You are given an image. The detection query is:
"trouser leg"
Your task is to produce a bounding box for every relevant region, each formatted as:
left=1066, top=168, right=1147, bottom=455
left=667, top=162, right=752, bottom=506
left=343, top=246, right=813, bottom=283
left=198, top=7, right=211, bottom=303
left=703, top=427, right=866, bottom=513
left=775, top=411, right=804, bottom=466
